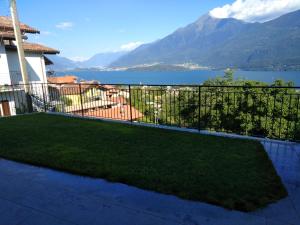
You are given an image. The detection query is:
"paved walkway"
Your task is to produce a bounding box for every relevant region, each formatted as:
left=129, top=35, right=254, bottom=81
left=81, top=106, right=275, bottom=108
left=0, top=141, right=299, bottom=225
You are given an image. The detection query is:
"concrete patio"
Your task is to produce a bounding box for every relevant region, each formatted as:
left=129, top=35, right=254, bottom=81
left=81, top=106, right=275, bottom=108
left=0, top=140, right=299, bottom=225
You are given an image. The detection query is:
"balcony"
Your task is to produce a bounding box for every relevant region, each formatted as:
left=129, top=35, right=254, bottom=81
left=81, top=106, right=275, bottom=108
left=1, top=83, right=299, bottom=141
left=0, top=83, right=300, bottom=224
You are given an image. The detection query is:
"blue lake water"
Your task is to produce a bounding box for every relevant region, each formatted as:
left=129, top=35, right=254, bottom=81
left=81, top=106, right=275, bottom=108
left=57, top=70, right=300, bottom=86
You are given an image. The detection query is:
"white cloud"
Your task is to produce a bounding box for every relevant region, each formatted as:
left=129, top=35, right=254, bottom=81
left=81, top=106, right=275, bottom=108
left=120, top=41, right=144, bottom=51
left=209, top=0, right=300, bottom=22
left=41, top=31, right=52, bottom=35
left=68, top=56, right=89, bottom=62
left=117, top=29, right=126, bottom=33
left=56, top=22, right=74, bottom=30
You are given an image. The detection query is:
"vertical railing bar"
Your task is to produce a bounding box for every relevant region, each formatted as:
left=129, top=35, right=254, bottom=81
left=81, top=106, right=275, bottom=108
left=294, top=95, right=300, bottom=141
left=11, top=85, right=17, bottom=115
left=198, top=86, right=201, bottom=131
left=278, top=94, right=284, bottom=139
left=258, top=93, right=262, bottom=129
left=128, top=84, right=133, bottom=123
left=265, top=92, right=270, bottom=133
left=41, top=83, right=47, bottom=112
left=79, top=83, right=84, bottom=117
left=286, top=94, right=292, bottom=139
left=173, top=90, right=176, bottom=126
left=271, top=92, right=277, bottom=138
left=209, top=91, right=213, bottom=131
left=178, top=89, right=181, bottom=127
left=164, top=87, right=168, bottom=125
left=216, top=89, right=219, bottom=131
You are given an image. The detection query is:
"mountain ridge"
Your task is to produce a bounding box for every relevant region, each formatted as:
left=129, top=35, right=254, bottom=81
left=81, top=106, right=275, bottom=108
left=110, top=10, right=300, bottom=70
left=48, top=51, right=128, bottom=71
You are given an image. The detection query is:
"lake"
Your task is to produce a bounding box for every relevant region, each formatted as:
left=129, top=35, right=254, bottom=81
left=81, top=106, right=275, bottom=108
left=57, top=70, right=300, bottom=86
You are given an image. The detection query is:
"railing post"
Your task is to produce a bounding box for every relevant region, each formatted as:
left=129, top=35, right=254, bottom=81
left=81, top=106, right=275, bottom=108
left=41, top=83, right=47, bottom=112
left=198, top=85, right=201, bottom=131
left=79, top=83, right=84, bottom=117
left=25, top=83, right=33, bottom=113
left=128, top=85, right=133, bottom=123
left=11, top=85, right=17, bottom=115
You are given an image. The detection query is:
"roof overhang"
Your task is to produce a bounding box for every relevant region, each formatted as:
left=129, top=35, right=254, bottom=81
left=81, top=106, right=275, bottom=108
left=0, top=31, right=27, bottom=40
left=5, top=42, right=60, bottom=54
left=44, top=56, right=53, bottom=65
left=0, top=16, right=40, bottom=34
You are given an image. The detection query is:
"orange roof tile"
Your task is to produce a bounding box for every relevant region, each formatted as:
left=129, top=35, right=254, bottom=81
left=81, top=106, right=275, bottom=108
left=110, top=96, right=127, bottom=104
left=0, top=30, right=27, bottom=40
left=76, top=105, right=143, bottom=121
left=47, top=76, right=77, bottom=84
left=5, top=42, right=60, bottom=54
left=100, top=85, right=116, bottom=90
left=0, top=16, right=39, bottom=34
left=59, top=84, right=97, bottom=95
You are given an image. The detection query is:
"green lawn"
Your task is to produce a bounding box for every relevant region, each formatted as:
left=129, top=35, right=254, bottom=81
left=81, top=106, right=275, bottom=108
left=0, top=113, right=287, bottom=211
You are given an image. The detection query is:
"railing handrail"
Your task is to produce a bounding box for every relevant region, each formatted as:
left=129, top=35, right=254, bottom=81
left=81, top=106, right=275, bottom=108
left=6, top=82, right=300, bottom=89
left=0, top=82, right=299, bottom=142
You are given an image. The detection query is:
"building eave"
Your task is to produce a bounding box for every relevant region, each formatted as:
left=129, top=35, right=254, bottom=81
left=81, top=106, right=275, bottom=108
left=5, top=42, right=60, bottom=55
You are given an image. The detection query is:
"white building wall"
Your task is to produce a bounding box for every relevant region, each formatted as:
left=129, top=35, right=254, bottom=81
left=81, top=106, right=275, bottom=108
left=0, top=92, right=18, bottom=116
left=6, top=50, right=48, bottom=84
left=0, top=42, right=12, bottom=85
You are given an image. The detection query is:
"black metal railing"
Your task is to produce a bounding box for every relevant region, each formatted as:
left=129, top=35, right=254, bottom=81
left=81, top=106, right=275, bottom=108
left=0, top=83, right=299, bottom=141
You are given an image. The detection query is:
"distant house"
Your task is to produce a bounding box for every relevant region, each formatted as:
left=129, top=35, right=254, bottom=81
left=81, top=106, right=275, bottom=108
left=48, top=75, right=77, bottom=84
left=57, top=84, right=115, bottom=113
left=0, top=16, right=59, bottom=116
left=63, top=84, right=143, bottom=121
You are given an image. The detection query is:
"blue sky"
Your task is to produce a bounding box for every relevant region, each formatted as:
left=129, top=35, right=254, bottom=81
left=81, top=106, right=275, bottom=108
left=1, top=0, right=299, bottom=60
left=0, top=0, right=230, bottom=60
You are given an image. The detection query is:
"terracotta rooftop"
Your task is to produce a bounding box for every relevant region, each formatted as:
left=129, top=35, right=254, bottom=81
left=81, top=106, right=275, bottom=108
left=5, top=42, right=60, bottom=54
left=101, top=85, right=116, bottom=90
left=74, top=105, right=143, bottom=121
left=47, top=76, right=78, bottom=84
left=0, top=16, right=39, bottom=34
left=64, top=100, right=116, bottom=113
left=0, top=30, right=27, bottom=40
left=110, top=96, right=127, bottom=104
left=59, top=84, right=97, bottom=95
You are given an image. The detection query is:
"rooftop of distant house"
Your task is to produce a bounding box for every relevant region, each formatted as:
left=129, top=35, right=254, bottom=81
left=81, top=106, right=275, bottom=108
left=47, top=76, right=78, bottom=84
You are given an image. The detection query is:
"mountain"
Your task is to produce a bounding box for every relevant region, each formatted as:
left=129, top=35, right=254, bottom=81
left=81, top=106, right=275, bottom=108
left=47, top=55, right=78, bottom=71
left=82, top=51, right=126, bottom=68
left=111, top=10, right=300, bottom=70
left=48, top=51, right=127, bottom=71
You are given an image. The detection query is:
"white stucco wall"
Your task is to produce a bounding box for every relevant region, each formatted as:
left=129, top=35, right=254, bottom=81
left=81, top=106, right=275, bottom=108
left=0, top=42, right=12, bottom=85
left=6, top=50, right=48, bottom=84
left=0, top=92, right=18, bottom=116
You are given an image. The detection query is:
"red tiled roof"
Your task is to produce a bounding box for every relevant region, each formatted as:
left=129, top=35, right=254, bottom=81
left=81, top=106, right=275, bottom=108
left=59, top=84, right=96, bottom=95
left=47, top=76, right=77, bottom=84
left=0, top=30, right=27, bottom=40
left=99, top=85, right=117, bottom=91
left=5, top=42, right=60, bottom=54
left=78, top=105, right=143, bottom=121
left=110, top=96, right=127, bottom=104
left=0, top=16, right=39, bottom=34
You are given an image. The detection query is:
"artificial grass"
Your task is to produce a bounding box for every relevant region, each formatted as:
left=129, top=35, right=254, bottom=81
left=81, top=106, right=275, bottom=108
left=0, top=113, right=287, bottom=211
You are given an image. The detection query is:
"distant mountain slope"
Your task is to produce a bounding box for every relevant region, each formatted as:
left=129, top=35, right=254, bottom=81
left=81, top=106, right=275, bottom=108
left=82, top=51, right=126, bottom=68
left=49, top=52, right=127, bottom=71
left=111, top=10, right=300, bottom=70
left=47, top=55, right=78, bottom=71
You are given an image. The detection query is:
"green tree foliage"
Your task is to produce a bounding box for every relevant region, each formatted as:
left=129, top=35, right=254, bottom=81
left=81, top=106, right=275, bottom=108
left=130, top=73, right=300, bottom=141
left=60, top=96, right=73, bottom=106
